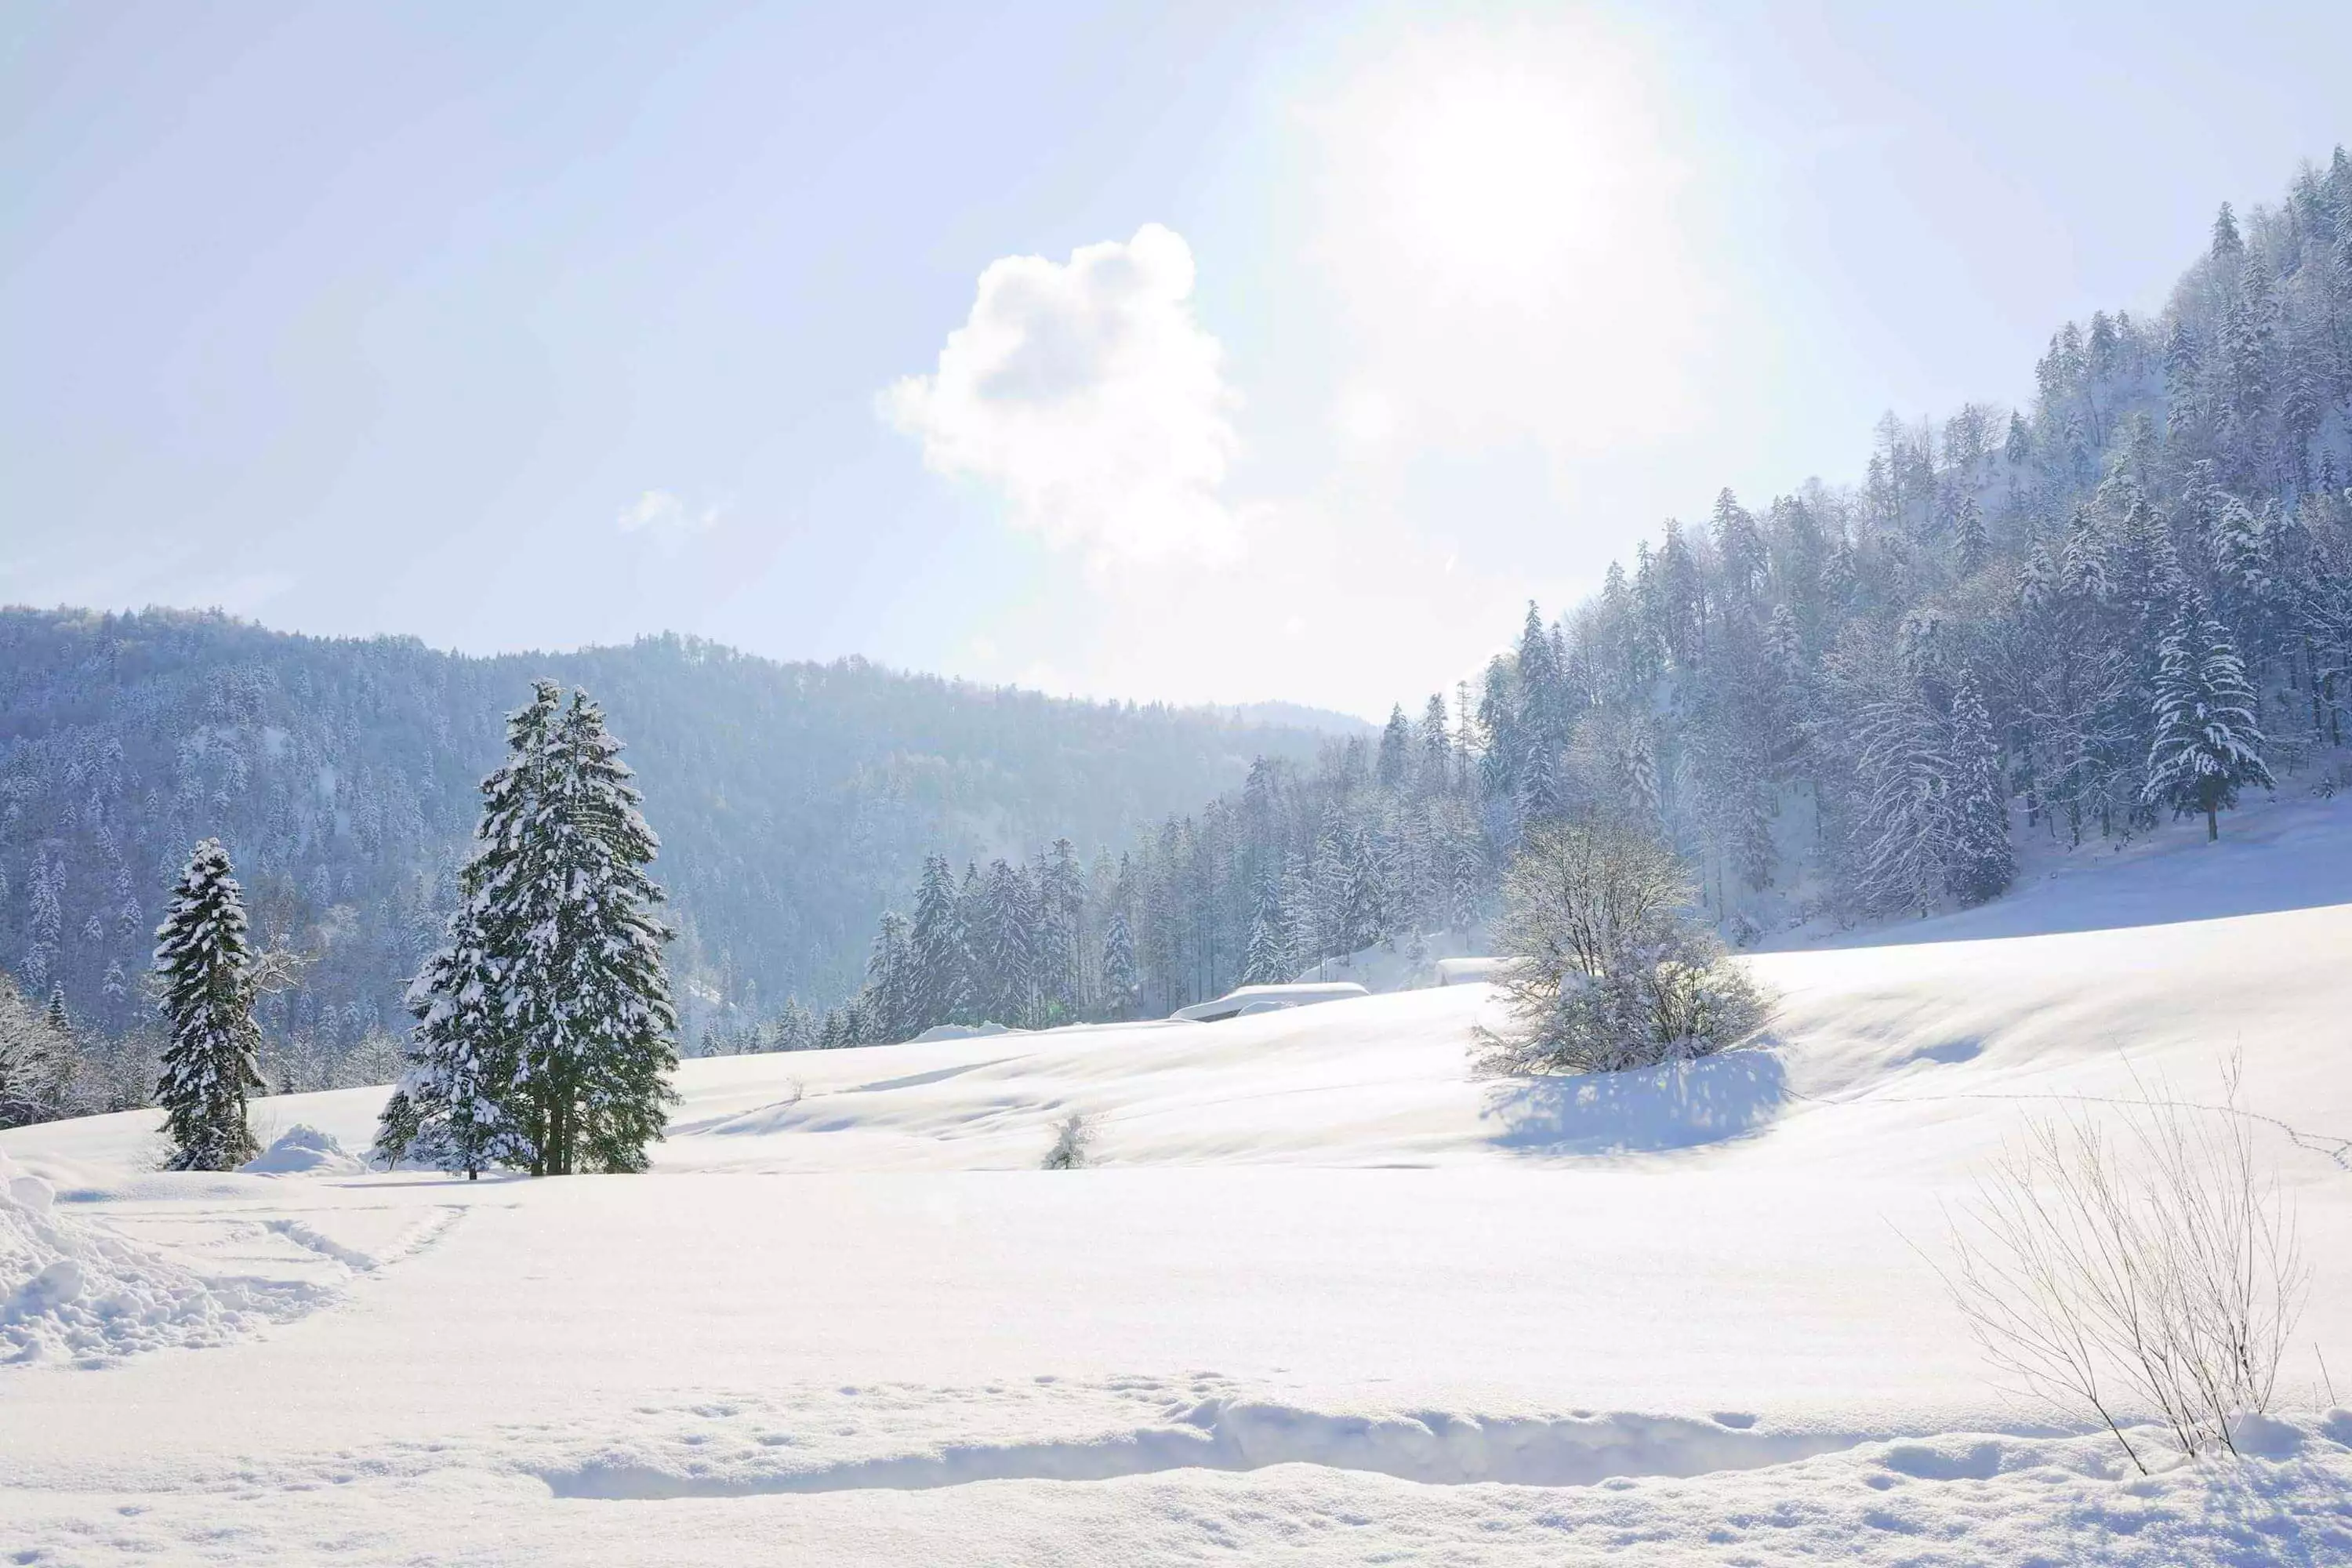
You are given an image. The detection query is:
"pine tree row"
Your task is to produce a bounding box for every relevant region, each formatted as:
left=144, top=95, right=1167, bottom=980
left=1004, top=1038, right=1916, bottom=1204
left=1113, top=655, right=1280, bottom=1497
left=824, top=704, right=1493, bottom=1044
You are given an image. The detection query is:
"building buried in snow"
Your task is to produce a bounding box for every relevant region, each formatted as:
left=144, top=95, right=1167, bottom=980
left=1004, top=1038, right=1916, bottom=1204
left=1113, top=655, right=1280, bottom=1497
left=1168, top=982, right=1368, bottom=1024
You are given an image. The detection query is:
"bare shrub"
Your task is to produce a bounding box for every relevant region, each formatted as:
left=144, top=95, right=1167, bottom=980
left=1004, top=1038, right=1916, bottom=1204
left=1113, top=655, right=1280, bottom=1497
left=1477, top=818, right=1771, bottom=1075
left=1041, top=1111, right=1094, bottom=1170
left=1943, top=1062, right=2308, bottom=1471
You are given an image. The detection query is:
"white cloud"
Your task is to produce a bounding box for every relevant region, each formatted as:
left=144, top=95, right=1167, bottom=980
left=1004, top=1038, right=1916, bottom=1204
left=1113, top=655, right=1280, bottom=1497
left=883, top=223, right=1247, bottom=567
left=617, top=489, right=723, bottom=539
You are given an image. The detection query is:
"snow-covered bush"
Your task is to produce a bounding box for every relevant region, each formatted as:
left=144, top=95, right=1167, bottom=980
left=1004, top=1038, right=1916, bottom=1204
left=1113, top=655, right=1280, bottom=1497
left=1040, top=1112, right=1094, bottom=1170
left=1943, top=1061, right=2308, bottom=1471
left=1477, top=819, right=1770, bottom=1076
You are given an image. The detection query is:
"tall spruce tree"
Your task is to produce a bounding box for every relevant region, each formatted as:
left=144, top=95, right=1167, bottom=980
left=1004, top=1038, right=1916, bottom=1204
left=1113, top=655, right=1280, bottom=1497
left=862, top=910, right=915, bottom=1043
left=2144, top=612, right=2275, bottom=840
left=1036, top=839, right=1086, bottom=1022
left=1243, top=884, right=1289, bottom=985
left=379, top=682, right=677, bottom=1177
left=527, top=688, right=679, bottom=1173
left=1945, top=667, right=2015, bottom=904
left=906, top=853, right=969, bottom=1030
left=153, top=839, right=264, bottom=1171
left=1376, top=705, right=1412, bottom=791
left=1098, top=908, right=1138, bottom=1020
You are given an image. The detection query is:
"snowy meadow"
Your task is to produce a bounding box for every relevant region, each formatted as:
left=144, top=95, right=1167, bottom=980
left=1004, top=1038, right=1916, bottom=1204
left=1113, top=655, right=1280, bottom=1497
left=5, top=792, right=2351, bottom=1564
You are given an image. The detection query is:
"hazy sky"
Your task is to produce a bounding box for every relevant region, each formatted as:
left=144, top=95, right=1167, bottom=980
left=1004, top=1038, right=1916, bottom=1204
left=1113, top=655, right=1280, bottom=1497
left=5, top=2, right=2350, bottom=717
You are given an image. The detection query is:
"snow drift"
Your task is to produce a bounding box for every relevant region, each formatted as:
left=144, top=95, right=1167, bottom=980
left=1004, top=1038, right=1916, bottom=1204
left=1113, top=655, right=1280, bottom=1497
left=0, top=1150, right=323, bottom=1366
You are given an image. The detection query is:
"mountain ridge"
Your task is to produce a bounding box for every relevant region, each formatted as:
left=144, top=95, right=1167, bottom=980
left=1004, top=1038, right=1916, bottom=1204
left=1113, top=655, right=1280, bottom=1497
left=0, top=605, right=1336, bottom=1080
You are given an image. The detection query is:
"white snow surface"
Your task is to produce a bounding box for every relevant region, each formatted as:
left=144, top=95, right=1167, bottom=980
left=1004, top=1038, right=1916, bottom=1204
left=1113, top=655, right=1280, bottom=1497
left=238, top=1123, right=367, bottom=1177
left=7, top=793, right=2352, bottom=1563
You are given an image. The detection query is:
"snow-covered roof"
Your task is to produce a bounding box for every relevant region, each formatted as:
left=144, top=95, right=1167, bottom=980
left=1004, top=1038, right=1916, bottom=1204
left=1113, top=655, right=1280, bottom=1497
left=1168, top=981, right=1368, bottom=1023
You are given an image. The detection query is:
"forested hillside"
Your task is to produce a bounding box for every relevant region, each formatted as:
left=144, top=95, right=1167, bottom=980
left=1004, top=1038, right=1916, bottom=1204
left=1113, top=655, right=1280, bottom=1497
left=837, top=151, right=2352, bottom=1040
left=0, top=611, right=1335, bottom=1082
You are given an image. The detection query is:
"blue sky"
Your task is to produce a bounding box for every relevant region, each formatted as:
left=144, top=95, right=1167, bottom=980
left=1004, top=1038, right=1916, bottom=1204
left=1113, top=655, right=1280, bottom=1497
left=5, top=1, right=2350, bottom=717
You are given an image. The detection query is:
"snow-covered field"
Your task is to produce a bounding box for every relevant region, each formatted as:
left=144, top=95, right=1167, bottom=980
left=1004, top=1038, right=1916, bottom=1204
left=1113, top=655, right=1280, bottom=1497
left=7, top=802, right=2352, bottom=1563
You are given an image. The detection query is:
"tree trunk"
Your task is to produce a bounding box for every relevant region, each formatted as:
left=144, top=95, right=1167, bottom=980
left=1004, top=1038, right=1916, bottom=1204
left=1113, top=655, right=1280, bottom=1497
left=2207, top=806, right=2219, bottom=841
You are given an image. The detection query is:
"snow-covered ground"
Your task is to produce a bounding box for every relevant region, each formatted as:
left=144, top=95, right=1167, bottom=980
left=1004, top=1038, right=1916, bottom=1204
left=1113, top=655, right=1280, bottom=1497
left=7, top=804, right=2352, bottom=1563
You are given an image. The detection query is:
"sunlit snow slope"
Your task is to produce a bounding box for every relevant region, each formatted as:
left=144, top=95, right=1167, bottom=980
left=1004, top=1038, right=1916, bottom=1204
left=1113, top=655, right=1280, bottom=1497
left=5, top=794, right=2351, bottom=1565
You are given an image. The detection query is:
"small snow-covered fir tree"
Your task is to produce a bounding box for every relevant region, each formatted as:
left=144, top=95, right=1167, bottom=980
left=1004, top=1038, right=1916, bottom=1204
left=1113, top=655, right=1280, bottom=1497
left=377, top=683, right=557, bottom=1175
left=862, top=910, right=915, bottom=1043
left=1954, top=494, right=1990, bottom=575
left=401, top=912, right=518, bottom=1174
left=1945, top=667, right=2015, bottom=904
left=153, top=839, right=264, bottom=1171
left=773, top=996, right=816, bottom=1052
left=1098, top=908, right=1138, bottom=1020
left=2143, top=612, right=2275, bottom=840
left=1242, top=884, right=1289, bottom=986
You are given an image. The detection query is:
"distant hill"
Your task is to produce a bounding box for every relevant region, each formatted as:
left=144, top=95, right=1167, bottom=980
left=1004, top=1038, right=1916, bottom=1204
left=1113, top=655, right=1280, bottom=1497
left=0, top=609, right=1334, bottom=1064
left=1220, top=701, right=1378, bottom=736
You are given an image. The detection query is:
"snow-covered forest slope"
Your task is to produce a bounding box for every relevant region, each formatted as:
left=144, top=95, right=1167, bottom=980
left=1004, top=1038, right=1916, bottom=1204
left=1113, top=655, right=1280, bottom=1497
left=833, top=152, right=2352, bottom=1045
left=3, top=789, right=2349, bottom=1564
left=0, top=610, right=1336, bottom=1065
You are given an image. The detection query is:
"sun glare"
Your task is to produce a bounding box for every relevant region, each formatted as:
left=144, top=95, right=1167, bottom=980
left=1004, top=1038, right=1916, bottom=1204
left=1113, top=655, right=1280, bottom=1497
left=1317, top=25, right=1665, bottom=305
left=1301, top=18, right=1702, bottom=454
left=1381, top=80, right=1599, bottom=286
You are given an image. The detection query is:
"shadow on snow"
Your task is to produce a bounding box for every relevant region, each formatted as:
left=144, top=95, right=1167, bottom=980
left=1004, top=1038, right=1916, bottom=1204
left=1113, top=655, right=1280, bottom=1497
left=1479, top=1049, right=1789, bottom=1157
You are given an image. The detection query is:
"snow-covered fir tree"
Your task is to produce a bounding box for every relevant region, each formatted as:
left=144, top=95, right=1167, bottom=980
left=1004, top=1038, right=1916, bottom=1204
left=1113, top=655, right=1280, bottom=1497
left=862, top=910, right=916, bottom=1045
left=1098, top=907, right=1138, bottom=1020
left=773, top=996, right=816, bottom=1052
left=1376, top=705, right=1412, bottom=791
left=2144, top=611, right=2276, bottom=839
left=153, top=839, right=264, bottom=1171
left=1243, top=884, right=1290, bottom=985
left=906, top=854, right=970, bottom=1028
left=1954, top=494, right=1990, bottom=575
left=1945, top=667, right=2016, bottom=903
left=379, top=682, right=677, bottom=1177
left=1036, top=839, right=1086, bottom=1021
left=375, top=898, right=513, bottom=1177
